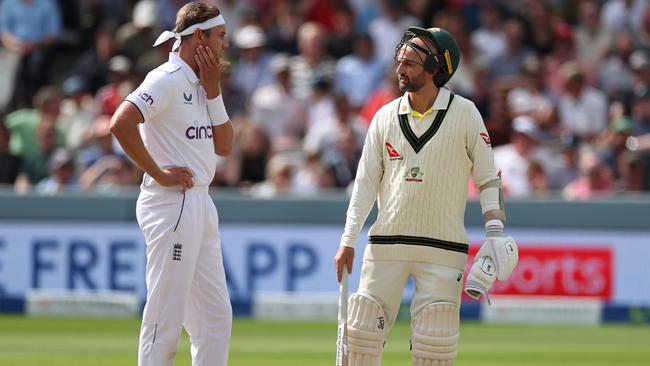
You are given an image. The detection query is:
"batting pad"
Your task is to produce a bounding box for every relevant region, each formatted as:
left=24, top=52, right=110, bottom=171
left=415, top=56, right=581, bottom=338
left=347, top=293, right=386, bottom=366
left=411, top=302, right=459, bottom=366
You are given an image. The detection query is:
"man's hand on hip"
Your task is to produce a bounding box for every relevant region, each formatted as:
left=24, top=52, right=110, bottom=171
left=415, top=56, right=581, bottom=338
left=334, top=246, right=354, bottom=283
left=156, top=166, right=194, bottom=192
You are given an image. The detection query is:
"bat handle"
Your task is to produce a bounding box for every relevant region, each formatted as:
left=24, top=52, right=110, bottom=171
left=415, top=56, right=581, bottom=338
left=339, top=264, right=350, bottom=322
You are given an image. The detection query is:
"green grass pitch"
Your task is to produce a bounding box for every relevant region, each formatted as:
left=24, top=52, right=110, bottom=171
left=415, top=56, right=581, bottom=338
left=0, top=315, right=649, bottom=365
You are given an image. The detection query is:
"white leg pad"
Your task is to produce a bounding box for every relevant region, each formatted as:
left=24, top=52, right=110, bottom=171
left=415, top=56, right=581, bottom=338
left=347, top=293, right=386, bottom=366
left=411, top=302, right=459, bottom=366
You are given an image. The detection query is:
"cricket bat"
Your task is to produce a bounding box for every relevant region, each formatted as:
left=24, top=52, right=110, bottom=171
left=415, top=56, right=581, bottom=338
left=336, top=265, right=350, bottom=366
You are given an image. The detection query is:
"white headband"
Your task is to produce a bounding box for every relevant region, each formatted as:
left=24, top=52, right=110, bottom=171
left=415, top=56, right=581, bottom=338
left=153, top=15, right=225, bottom=51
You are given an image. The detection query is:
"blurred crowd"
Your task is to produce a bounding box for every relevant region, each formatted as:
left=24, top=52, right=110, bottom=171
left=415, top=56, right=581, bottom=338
left=1, top=0, right=650, bottom=199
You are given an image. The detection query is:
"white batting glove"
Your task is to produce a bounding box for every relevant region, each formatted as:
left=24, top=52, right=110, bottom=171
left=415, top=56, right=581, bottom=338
left=464, top=255, right=497, bottom=304
left=477, top=220, right=519, bottom=281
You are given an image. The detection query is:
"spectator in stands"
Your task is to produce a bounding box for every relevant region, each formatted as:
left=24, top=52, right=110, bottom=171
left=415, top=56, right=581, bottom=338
left=0, top=118, right=21, bottom=185
left=359, top=62, right=401, bottom=126
left=79, top=154, right=137, bottom=194
left=631, top=88, right=650, bottom=135
left=507, top=55, right=555, bottom=139
left=70, top=22, right=119, bottom=95
left=470, top=3, right=506, bottom=69
left=211, top=0, right=252, bottom=35
left=116, top=0, right=163, bottom=73
left=558, top=61, right=608, bottom=141
left=249, top=53, right=306, bottom=151
left=290, top=22, right=336, bottom=99
left=489, top=17, right=536, bottom=81
left=0, top=0, right=62, bottom=109
left=304, top=93, right=365, bottom=160
left=598, top=31, right=636, bottom=99
left=629, top=50, right=650, bottom=101
left=493, top=115, right=554, bottom=196
left=58, top=76, right=96, bottom=151
left=548, top=133, right=581, bottom=190
left=324, top=3, right=356, bottom=59
left=249, top=154, right=293, bottom=198
left=232, top=25, right=275, bottom=101
left=616, top=151, right=647, bottom=191
left=291, top=153, right=337, bottom=195
left=367, top=0, right=420, bottom=66
left=236, top=123, right=272, bottom=187
left=527, top=159, right=549, bottom=196
left=522, top=0, right=555, bottom=56
left=544, top=22, right=595, bottom=98
left=575, top=0, right=614, bottom=70
left=601, top=0, right=648, bottom=34
left=563, top=149, right=614, bottom=200
left=265, top=0, right=301, bottom=55
left=35, top=148, right=78, bottom=195
left=335, top=33, right=384, bottom=111
left=599, top=116, right=635, bottom=178
left=95, top=55, right=135, bottom=116
left=6, top=87, right=65, bottom=170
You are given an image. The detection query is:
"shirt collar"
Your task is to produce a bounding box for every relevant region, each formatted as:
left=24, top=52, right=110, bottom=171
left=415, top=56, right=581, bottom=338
left=169, top=52, right=199, bottom=84
left=398, top=87, right=452, bottom=115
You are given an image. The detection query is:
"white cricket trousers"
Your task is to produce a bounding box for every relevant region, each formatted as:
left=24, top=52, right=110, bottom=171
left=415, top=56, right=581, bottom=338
left=136, top=185, right=232, bottom=366
left=357, top=258, right=464, bottom=331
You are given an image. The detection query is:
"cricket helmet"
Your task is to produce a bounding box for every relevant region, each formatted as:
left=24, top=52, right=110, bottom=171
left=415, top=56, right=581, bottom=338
left=394, top=26, right=461, bottom=87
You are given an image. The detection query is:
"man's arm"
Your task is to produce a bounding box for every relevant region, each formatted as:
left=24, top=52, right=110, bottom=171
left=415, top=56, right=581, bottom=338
left=212, top=121, right=233, bottom=156
left=109, top=101, right=193, bottom=190
left=465, top=104, right=518, bottom=302
left=335, top=110, right=384, bottom=281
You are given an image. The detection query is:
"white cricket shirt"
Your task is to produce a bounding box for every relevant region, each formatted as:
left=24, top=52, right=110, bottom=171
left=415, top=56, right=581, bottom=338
left=127, top=52, right=225, bottom=188
left=340, top=88, right=498, bottom=268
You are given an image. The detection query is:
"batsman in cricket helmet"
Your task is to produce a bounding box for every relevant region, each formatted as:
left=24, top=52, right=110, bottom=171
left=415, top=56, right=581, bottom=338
left=394, top=26, right=461, bottom=87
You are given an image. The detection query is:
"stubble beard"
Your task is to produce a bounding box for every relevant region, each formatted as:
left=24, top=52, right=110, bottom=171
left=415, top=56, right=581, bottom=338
left=398, top=72, right=426, bottom=93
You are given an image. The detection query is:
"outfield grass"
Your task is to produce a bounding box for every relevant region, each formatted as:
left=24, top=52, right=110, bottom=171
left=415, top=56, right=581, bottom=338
left=0, top=315, right=649, bottom=365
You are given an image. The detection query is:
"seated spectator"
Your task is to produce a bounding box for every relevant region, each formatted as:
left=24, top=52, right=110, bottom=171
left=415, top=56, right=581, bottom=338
left=249, top=53, right=306, bottom=152
left=493, top=115, right=554, bottom=196
left=0, top=118, right=21, bottom=185
left=232, top=25, right=275, bottom=101
left=558, top=61, right=608, bottom=141
left=616, top=151, right=646, bottom=191
left=79, top=154, right=137, bottom=194
left=58, top=76, right=96, bottom=151
left=248, top=154, right=293, bottom=198
left=335, top=33, right=384, bottom=110
left=35, top=148, right=79, bottom=195
left=563, top=149, right=614, bottom=200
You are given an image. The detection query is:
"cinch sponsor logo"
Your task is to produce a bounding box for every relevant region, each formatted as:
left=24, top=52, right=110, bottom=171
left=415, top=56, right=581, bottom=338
left=185, top=120, right=213, bottom=139
left=464, top=245, right=613, bottom=299
left=137, top=91, right=154, bottom=105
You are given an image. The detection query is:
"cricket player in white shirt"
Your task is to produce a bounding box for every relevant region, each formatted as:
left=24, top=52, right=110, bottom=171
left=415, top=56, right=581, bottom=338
left=334, top=27, right=519, bottom=366
left=109, top=3, right=234, bottom=366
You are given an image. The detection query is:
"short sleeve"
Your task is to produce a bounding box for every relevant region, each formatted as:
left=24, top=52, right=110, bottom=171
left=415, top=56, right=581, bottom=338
left=125, top=70, right=172, bottom=122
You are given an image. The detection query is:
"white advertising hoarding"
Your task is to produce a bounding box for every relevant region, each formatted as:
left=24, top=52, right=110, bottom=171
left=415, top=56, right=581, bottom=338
left=0, top=222, right=649, bottom=305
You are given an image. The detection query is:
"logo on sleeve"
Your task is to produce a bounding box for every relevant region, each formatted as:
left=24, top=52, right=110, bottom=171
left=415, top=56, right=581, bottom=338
left=385, top=142, right=403, bottom=160
left=137, top=91, right=154, bottom=105
left=185, top=120, right=213, bottom=139
left=183, top=92, right=193, bottom=105
left=480, top=132, right=491, bottom=146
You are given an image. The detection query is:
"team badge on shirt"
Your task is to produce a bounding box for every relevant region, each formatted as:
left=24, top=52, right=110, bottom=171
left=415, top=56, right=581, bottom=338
left=405, top=167, right=423, bottom=182
left=385, top=142, right=403, bottom=160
